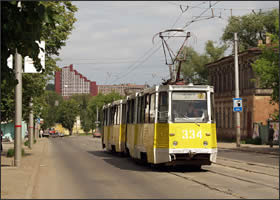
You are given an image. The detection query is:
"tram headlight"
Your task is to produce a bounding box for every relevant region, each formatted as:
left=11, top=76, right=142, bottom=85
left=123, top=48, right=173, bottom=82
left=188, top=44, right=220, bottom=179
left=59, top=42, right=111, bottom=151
left=173, top=141, right=178, bottom=146
left=203, top=141, right=208, bottom=146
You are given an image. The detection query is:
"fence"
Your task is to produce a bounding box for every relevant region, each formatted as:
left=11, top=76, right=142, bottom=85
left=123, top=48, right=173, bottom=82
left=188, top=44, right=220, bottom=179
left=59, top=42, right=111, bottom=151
left=253, top=121, right=279, bottom=145
left=1, top=121, right=27, bottom=142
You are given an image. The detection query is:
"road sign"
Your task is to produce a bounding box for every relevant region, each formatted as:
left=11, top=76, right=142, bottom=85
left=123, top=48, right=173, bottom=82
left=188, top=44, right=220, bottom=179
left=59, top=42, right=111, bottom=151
left=7, top=41, right=45, bottom=73
left=233, top=98, right=242, bottom=112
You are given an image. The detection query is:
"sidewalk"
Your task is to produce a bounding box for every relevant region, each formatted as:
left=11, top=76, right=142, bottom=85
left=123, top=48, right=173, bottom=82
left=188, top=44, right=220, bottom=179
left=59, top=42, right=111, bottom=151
left=218, top=142, right=279, bottom=155
left=1, top=138, right=48, bottom=199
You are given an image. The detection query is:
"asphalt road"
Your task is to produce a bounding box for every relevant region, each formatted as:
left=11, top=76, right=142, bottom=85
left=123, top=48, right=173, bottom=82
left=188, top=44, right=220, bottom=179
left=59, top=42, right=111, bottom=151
left=217, top=148, right=279, bottom=166
left=32, top=136, right=279, bottom=199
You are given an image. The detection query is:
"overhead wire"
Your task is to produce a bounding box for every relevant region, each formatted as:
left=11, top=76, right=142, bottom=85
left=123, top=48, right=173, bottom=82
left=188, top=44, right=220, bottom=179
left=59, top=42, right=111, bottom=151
left=107, top=1, right=205, bottom=85
left=118, top=1, right=220, bottom=84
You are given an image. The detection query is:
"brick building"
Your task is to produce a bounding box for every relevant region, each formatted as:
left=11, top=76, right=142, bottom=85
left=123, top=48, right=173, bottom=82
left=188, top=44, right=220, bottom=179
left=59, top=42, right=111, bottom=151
left=55, top=64, right=98, bottom=98
left=98, top=84, right=148, bottom=96
left=207, top=47, right=278, bottom=141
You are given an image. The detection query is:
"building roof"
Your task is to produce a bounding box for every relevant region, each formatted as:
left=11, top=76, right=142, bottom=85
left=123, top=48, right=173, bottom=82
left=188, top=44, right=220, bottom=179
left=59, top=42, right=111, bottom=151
left=206, top=47, right=262, bottom=68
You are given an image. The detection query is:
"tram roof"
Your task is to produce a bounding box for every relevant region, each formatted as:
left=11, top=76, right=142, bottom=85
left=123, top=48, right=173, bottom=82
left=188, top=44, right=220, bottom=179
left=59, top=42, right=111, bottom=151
left=103, top=84, right=214, bottom=108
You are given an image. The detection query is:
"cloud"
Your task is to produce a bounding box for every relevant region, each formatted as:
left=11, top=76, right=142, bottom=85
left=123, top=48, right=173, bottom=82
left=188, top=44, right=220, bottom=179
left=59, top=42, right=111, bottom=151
left=56, top=1, right=278, bottom=85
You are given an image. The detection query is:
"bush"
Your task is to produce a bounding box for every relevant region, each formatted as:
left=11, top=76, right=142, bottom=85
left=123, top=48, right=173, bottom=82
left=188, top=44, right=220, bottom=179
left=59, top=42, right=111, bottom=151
left=7, top=148, right=25, bottom=157
left=24, top=140, right=29, bottom=146
left=245, top=137, right=262, bottom=145
left=24, top=139, right=37, bottom=146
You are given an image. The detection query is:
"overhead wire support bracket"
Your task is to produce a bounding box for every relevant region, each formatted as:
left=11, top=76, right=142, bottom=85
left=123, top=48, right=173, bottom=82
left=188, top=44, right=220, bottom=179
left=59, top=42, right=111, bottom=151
left=152, top=29, right=191, bottom=85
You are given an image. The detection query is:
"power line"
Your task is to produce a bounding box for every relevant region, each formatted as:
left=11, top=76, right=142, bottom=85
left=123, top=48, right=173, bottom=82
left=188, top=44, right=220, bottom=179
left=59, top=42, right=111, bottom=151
left=105, top=1, right=225, bottom=85
left=106, top=1, right=206, bottom=85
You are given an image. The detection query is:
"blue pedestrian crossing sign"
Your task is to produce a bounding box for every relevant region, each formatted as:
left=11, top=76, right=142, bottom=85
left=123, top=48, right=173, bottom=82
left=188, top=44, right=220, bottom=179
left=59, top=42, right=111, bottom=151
left=233, top=98, right=242, bottom=112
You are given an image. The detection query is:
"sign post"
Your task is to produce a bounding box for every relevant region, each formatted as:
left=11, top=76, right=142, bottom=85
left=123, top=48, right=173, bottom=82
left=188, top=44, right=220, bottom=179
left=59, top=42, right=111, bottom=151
left=234, top=33, right=241, bottom=147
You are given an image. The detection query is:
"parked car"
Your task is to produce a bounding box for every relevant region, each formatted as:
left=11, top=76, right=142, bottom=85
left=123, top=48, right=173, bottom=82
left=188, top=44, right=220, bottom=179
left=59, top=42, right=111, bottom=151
left=58, top=132, right=65, bottom=137
left=42, top=131, right=50, bottom=138
left=93, top=131, right=101, bottom=138
left=49, top=129, right=55, bottom=136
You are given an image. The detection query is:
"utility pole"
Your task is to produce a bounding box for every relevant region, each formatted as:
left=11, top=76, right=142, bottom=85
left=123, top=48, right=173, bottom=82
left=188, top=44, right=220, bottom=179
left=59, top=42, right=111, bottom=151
left=95, top=106, right=100, bottom=134
left=28, top=98, right=33, bottom=149
left=234, top=33, right=241, bottom=147
left=14, top=49, right=23, bottom=166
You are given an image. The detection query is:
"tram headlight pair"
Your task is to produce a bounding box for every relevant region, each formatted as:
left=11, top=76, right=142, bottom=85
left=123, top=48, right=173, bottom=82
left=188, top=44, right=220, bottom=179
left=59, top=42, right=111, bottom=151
left=173, top=141, right=178, bottom=146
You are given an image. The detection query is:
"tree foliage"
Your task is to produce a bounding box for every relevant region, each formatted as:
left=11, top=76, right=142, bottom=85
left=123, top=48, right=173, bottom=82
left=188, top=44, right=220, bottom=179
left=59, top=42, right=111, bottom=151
left=40, top=91, right=63, bottom=130
left=1, top=1, right=77, bottom=124
left=181, top=40, right=227, bottom=84
left=222, top=9, right=279, bottom=51
left=88, top=92, right=124, bottom=131
left=252, top=18, right=279, bottom=103
left=70, top=94, right=92, bottom=133
left=57, top=99, right=79, bottom=135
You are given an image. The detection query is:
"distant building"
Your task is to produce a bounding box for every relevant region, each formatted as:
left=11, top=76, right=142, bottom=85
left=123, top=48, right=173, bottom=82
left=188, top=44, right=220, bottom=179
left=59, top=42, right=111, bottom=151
left=98, top=84, right=148, bottom=96
left=55, top=64, right=98, bottom=98
left=207, top=47, right=278, bottom=141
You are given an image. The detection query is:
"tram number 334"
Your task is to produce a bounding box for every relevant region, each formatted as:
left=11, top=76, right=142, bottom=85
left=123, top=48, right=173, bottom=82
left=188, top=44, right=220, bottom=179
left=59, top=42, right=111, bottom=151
left=182, top=130, right=202, bottom=139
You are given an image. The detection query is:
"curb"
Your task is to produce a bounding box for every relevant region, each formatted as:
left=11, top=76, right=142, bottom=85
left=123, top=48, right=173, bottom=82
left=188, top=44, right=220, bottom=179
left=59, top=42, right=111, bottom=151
left=219, top=147, right=279, bottom=155
left=24, top=140, right=47, bottom=199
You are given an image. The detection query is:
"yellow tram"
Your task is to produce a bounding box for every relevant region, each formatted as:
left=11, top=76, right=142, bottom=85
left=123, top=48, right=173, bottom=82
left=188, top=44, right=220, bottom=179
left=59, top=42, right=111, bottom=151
left=102, top=84, right=217, bottom=167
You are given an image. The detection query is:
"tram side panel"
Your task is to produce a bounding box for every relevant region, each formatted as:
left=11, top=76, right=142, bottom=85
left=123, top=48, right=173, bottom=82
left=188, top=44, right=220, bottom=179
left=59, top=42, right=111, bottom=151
left=143, top=123, right=155, bottom=163
left=153, top=123, right=169, bottom=164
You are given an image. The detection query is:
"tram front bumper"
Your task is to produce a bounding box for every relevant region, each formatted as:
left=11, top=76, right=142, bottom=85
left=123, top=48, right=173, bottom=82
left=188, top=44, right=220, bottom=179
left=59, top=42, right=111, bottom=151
left=154, top=148, right=217, bottom=164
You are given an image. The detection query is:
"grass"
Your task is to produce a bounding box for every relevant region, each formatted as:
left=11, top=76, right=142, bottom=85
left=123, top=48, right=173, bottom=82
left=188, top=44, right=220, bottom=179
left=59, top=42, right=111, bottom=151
left=78, top=133, right=91, bottom=136
left=7, top=148, right=25, bottom=157
left=244, top=137, right=262, bottom=145
left=24, top=139, right=37, bottom=147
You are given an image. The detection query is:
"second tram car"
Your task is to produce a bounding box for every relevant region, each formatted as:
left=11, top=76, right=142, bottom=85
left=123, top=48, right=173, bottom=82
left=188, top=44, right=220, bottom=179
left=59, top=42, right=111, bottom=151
left=102, top=84, right=217, bottom=167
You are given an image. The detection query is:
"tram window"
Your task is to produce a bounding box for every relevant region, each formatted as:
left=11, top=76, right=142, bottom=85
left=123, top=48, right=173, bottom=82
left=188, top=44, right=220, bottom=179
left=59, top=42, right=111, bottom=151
left=211, top=93, right=215, bottom=122
left=137, top=97, right=142, bottom=123
left=158, top=92, right=168, bottom=122
left=121, top=104, right=126, bottom=124
left=172, top=92, right=208, bottom=123
left=109, top=108, right=113, bottom=125
left=131, top=99, right=135, bottom=123
left=144, top=94, right=150, bottom=123
left=127, top=102, right=130, bottom=124
left=141, top=96, right=145, bottom=123
left=150, top=94, right=155, bottom=123
left=128, top=99, right=135, bottom=124
left=114, top=106, right=118, bottom=125
left=108, top=108, right=111, bottom=125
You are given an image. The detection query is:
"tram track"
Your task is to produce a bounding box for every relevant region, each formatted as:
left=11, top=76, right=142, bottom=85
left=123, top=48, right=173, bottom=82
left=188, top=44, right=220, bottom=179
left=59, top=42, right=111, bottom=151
left=217, top=157, right=279, bottom=170
left=214, top=158, right=278, bottom=177
left=206, top=169, right=279, bottom=190
left=166, top=167, right=278, bottom=199
left=169, top=171, right=246, bottom=199
left=160, top=155, right=279, bottom=199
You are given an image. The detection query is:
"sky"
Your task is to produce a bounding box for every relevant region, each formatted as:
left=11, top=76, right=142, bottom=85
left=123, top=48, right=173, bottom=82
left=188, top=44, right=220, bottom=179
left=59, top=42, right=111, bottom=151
left=54, top=1, right=279, bottom=86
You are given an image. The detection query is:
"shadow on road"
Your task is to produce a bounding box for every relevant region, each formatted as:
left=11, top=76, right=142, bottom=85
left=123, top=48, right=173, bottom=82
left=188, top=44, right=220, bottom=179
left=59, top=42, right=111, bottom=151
left=87, top=150, right=208, bottom=173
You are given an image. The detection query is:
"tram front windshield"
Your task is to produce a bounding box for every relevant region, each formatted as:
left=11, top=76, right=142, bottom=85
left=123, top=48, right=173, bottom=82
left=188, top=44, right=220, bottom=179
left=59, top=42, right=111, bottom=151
left=172, top=92, right=208, bottom=123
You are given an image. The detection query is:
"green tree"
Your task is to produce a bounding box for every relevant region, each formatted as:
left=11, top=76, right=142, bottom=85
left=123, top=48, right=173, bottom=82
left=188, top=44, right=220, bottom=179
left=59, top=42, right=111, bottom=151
left=40, top=91, right=63, bottom=130
left=205, top=40, right=228, bottom=62
left=88, top=92, right=124, bottom=132
left=252, top=18, right=279, bottom=104
left=46, top=83, right=55, bottom=91
left=181, top=41, right=227, bottom=84
left=222, top=9, right=279, bottom=51
left=57, top=99, right=79, bottom=135
left=70, top=94, right=93, bottom=134
left=1, top=1, right=77, bottom=123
